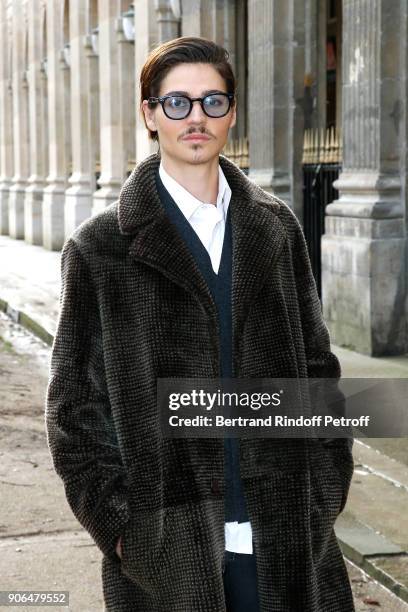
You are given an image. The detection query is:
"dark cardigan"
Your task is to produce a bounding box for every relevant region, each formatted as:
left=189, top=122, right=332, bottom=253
left=155, top=169, right=249, bottom=523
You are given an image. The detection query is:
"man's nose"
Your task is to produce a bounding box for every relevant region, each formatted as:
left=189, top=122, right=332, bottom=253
left=186, top=100, right=207, bottom=122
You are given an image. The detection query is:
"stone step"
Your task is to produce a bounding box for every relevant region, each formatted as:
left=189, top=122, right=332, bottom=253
left=334, top=439, right=408, bottom=604
left=335, top=513, right=408, bottom=604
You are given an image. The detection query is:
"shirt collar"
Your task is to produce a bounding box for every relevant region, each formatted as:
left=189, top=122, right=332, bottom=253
left=158, top=161, right=231, bottom=222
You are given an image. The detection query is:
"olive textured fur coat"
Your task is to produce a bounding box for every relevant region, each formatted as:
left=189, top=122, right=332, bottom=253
left=45, top=152, right=355, bottom=612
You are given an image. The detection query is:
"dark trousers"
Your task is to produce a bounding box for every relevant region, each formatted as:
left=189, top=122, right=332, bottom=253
left=222, top=550, right=261, bottom=612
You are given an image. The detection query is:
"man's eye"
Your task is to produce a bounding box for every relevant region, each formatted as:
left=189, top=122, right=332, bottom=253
left=170, top=97, right=188, bottom=107
left=205, top=96, right=222, bottom=106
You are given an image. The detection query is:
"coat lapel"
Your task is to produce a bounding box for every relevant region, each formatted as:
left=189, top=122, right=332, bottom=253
left=217, top=156, right=288, bottom=371
left=118, top=152, right=288, bottom=364
left=118, top=154, right=217, bottom=317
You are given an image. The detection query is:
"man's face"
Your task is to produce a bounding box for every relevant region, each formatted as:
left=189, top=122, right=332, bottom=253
left=142, top=62, right=236, bottom=165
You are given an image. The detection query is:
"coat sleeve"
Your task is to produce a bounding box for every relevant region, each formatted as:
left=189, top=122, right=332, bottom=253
left=45, top=237, right=131, bottom=557
left=289, top=210, right=354, bottom=514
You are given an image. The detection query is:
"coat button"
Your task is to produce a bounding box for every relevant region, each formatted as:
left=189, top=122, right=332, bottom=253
left=210, top=478, right=222, bottom=496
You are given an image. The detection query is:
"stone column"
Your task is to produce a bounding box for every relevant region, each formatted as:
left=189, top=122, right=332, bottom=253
left=83, top=12, right=99, bottom=202
left=230, top=0, right=247, bottom=142
left=155, top=0, right=180, bottom=42
left=403, top=0, right=408, bottom=272
left=322, top=0, right=407, bottom=355
left=24, top=0, right=47, bottom=245
left=42, top=0, right=70, bottom=251
left=181, top=0, right=244, bottom=138
left=0, top=2, right=13, bottom=235
left=64, top=0, right=93, bottom=238
left=116, top=8, right=136, bottom=180
left=135, top=0, right=158, bottom=163
left=180, top=0, right=234, bottom=43
left=8, top=0, right=29, bottom=240
left=181, top=0, right=223, bottom=36
left=247, top=0, right=305, bottom=216
left=92, top=0, right=121, bottom=213
left=288, top=0, right=307, bottom=220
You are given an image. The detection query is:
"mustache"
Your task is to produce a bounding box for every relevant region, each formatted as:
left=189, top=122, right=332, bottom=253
left=181, top=128, right=213, bottom=137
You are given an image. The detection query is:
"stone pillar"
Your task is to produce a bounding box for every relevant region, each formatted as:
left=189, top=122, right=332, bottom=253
left=322, top=0, right=407, bottom=355
left=8, top=0, right=29, bottom=239
left=42, top=0, right=69, bottom=251
left=179, top=0, right=201, bottom=35
left=247, top=0, right=305, bottom=216
left=181, top=0, right=222, bottom=36
left=303, top=0, right=321, bottom=131
left=403, top=0, right=408, bottom=270
left=155, top=0, right=180, bottom=42
left=229, top=0, right=247, bottom=142
left=43, top=0, right=71, bottom=250
left=180, top=0, right=234, bottom=42
left=116, top=8, right=135, bottom=180
left=92, top=0, right=121, bottom=213
left=24, top=0, right=47, bottom=245
left=181, top=0, right=245, bottom=140
left=83, top=13, right=99, bottom=203
left=135, top=0, right=158, bottom=163
left=64, top=0, right=93, bottom=238
left=0, top=2, right=13, bottom=235
left=288, top=0, right=306, bottom=220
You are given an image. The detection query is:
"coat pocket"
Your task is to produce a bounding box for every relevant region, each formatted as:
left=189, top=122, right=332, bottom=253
left=119, top=508, right=167, bottom=595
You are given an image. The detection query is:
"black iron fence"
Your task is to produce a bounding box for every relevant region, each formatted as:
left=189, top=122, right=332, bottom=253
left=302, top=127, right=342, bottom=302
left=303, top=163, right=340, bottom=300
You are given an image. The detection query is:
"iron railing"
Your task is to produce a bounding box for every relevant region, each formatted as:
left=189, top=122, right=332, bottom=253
left=302, top=127, right=342, bottom=301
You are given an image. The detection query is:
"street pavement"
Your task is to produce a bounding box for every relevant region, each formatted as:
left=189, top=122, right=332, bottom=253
left=1, top=233, right=408, bottom=611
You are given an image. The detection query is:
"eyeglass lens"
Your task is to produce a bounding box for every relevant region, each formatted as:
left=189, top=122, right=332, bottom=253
left=163, top=94, right=230, bottom=119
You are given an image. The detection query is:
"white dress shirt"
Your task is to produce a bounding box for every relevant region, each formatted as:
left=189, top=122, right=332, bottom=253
left=159, top=161, right=253, bottom=554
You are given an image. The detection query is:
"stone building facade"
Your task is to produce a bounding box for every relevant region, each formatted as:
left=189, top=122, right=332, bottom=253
left=0, top=0, right=407, bottom=356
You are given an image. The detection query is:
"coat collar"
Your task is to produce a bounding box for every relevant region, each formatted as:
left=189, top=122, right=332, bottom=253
left=118, top=152, right=282, bottom=233
left=118, top=153, right=287, bottom=370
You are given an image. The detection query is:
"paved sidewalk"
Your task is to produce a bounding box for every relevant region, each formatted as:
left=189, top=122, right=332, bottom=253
left=0, top=236, right=60, bottom=345
left=1, top=233, right=408, bottom=606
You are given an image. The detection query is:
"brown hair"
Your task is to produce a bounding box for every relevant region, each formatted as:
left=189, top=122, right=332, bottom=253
left=139, top=36, right=236, bottom=141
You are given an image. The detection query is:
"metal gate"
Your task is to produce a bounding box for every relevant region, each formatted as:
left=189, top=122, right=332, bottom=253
left=302, top=127, right=342, bottom=301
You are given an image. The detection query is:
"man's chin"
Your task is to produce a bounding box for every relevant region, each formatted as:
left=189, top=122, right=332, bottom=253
left=181, top=146, right=221, bottom=165
left=161, top=144, right=221, bottom=166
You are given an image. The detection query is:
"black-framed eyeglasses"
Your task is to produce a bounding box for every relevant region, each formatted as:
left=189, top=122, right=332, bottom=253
left=148, top=92, right=235, bottom=120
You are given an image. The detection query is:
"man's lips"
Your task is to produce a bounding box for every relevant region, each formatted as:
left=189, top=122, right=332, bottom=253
left=181, top=134, right=211, bottom=141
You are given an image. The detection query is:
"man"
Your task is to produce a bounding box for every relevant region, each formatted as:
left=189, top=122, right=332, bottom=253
left=45, top=36, right=355, bottom=611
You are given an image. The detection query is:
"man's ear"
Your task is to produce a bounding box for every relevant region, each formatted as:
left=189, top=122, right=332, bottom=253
left=229, top=104, right=237, bottom=129
left=142, top=99, right=158, bottom=133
